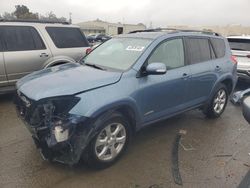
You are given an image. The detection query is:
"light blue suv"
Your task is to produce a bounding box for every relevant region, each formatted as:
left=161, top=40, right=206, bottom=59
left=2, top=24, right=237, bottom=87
left=15, top=29, right=237, bottom=168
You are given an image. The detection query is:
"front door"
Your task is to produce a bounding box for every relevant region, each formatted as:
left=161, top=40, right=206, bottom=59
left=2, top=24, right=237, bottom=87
left=137, top=38, right=190, bottom=123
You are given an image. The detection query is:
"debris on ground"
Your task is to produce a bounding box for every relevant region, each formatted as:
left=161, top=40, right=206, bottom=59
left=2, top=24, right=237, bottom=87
left=179, top=138, right=196, bottom=151
left=179, top=129, right=187, bottom=135
left=214, top=154, right=233, bottom=157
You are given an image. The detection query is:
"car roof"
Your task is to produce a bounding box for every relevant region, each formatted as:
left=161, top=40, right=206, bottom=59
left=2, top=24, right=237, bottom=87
left=0, top=21, right=79, bottom=28
left=227, top=35, right=250, bottom=40
left=118, top=32, right=166, bottom=40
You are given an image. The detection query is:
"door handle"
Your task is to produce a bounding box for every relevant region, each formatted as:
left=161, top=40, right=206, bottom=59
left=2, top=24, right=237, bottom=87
left=40, top=53, right=49, bottom=57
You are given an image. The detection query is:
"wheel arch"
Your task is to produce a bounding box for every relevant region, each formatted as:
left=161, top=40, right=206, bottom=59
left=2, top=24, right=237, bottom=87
left=221, top=78, right=233, bottom=95
left=43, top=56, right=77, bottom=68
left=90, top=101, right=141, bottom=134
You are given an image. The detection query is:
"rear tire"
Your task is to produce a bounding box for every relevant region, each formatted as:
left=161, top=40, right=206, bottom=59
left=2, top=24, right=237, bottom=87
left=84, top=112, right=131, bottom=169
left=203, top=83, right=228, bottom=118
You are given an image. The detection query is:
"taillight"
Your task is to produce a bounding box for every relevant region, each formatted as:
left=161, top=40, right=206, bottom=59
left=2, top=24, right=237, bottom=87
left=86, top=48, right=92, bottom=55
left=247, top=55, right=250, bottom=58
left=231, top=55, right=238, bottom=64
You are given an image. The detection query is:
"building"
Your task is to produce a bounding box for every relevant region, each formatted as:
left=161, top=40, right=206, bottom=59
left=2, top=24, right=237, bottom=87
left=168, top=25, right=250, bottom=37
left=77, top=19, right=146, bottom=36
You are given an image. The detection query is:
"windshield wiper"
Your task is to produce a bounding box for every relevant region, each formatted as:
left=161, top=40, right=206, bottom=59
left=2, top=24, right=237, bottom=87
left=85, top=63, right=106, bottom=70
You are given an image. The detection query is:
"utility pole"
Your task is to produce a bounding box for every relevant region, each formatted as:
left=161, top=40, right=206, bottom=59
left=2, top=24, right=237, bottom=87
left=69, top=12, right=72, bottom=24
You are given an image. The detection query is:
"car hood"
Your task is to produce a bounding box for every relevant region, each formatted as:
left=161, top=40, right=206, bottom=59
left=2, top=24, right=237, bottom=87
left=17, top=63, right=122, bottom=101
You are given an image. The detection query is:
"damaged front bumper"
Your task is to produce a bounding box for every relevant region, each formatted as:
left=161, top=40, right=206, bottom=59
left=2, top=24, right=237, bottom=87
left=15, top=92, right=95, bottom=166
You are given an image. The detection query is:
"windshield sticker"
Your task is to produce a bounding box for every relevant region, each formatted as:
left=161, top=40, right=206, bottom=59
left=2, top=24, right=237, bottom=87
left=126, top=46, right=145, bottom=51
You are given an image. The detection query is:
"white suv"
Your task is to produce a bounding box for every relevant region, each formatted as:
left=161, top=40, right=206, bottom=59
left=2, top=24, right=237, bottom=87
left=227, top=35, right=250, bottom=82
left=0, top=20, right=89, bottom=93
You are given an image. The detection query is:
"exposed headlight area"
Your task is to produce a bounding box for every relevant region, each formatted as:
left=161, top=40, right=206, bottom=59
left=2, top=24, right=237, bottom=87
left=15, top=93, right=91, bottom=165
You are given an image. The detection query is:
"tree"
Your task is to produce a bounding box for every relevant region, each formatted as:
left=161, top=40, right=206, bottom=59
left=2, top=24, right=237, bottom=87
left=39, top=11, right=67, bottom=22
left=13, top=5, right=38, bottom=19
left=2, top=5, right=67, bottom=22
left=1, top=12, right=15, bottom=19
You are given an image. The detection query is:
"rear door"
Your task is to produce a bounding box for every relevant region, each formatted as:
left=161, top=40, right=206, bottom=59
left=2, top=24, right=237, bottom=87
left=45, top=27, right=89, bottom=61
left=2, top=25, right=52, bottom=85
left=184, top=37, right=217, bottom=105
left=0, top=28, right=8, bottom=87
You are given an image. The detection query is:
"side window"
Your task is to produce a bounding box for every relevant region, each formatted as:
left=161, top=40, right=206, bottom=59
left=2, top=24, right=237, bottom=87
left=210, top=38, right=226, bottom=58
left=3, top=26, right=46, bottom=51
left=148, top=39, right=185, bottom=69
left=30, top=27, right=46, bottom=50
left=46, top=27, right=89, bottom=48
left=185, top=38, right=211, bottom=64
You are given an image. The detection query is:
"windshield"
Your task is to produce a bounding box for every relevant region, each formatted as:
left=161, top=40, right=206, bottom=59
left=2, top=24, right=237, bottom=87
left=83, top=38, right=152, bottom=71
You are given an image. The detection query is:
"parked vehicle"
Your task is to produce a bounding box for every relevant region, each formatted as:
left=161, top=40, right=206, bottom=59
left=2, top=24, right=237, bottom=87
left=15, top=29, right=237, bottom=168
left=0, top=19, right=89, bottom=94
left=227, top=36, right=250, bottom=82
left=86, top=34, right=96, bottom=44
left=95, top=33, right=111, bottom=42
left=87, top=33, right=111, bottom=44
left=243, top=96, right=250, bottom=124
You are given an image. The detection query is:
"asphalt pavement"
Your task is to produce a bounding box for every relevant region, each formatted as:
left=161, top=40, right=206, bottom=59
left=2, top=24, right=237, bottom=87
left=0, top=82, right=250, bottom=188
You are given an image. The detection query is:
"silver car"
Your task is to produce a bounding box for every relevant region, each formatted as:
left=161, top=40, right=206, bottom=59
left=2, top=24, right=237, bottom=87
left=227, top=36, right=250, bottom=82
left=0, top=20, right=89, bottom=93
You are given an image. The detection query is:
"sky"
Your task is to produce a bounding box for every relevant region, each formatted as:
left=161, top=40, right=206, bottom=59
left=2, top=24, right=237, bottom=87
left=0, top=0, right=249, bottom=27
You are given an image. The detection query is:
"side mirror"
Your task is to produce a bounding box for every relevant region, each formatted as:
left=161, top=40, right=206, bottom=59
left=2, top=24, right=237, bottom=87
left=243, top=96, right=250, bottom=124
left=146, top=63, right=167, bottom=75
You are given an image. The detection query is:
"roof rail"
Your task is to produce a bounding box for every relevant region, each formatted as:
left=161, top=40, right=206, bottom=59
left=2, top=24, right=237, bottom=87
left=129, top=27, right=220, bottom=36
left=176, top=29, right=221, bottom=36
left=0, top=19, right=70, bottom=25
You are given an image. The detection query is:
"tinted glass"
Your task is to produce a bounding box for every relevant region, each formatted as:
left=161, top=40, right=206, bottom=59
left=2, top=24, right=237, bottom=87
left=148, top=39, right=185, bottom=69
left=83, top=38, right=152, bottom=71
left=186, top=38, right=211, bottom=64
left=0, top=28, right=3, bottom=52
left=30, top=27, right=46, bottom=50
left=228, top=38, right=250, bottom=51
left=210, top=38, right=226, bottom=58
left=3, top=26, right=45, bottom=51
left=46, top=27, right=88, bottom=48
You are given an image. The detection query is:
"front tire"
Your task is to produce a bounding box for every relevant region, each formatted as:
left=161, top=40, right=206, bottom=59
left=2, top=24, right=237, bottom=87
left=84, top=112, right=131, bottom=169
left=203, top=83, right=228, bottom=118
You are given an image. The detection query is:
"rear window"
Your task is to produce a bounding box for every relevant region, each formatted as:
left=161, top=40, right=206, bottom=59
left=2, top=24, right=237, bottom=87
left=46, top=27, right=88, bottom=48
left=227, top=38, right=250, bottom=51
left=185, top=38, right=211, bottom=64
left=210, top=38, right=226, bottom=58
left=2, top=26, right=46, bottom=51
